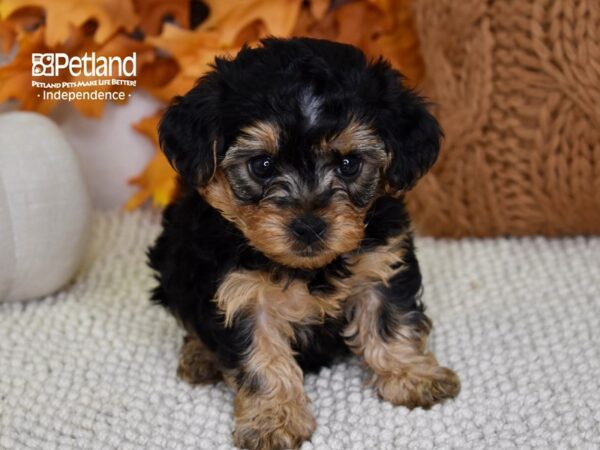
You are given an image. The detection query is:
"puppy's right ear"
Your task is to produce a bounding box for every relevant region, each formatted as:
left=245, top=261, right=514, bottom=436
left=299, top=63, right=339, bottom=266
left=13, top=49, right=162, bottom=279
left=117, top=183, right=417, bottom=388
left=158, top=80, right=221, bottom=186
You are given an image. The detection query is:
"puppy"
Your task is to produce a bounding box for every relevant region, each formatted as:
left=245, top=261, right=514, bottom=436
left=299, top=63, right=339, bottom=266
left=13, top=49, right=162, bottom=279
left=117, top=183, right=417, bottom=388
left=149, top=37, right=460, bottom=450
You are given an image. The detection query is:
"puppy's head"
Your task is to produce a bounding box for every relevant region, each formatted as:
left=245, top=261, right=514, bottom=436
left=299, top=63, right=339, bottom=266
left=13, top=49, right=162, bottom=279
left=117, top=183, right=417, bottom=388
left=159, top=38, right=441, bottom=269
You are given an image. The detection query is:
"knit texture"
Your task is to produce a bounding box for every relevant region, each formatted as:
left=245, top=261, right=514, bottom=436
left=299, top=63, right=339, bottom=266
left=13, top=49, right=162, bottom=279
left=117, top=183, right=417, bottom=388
left=1, top=211, right=599, bottom=449
left=407, top=0, right=600, bottom=237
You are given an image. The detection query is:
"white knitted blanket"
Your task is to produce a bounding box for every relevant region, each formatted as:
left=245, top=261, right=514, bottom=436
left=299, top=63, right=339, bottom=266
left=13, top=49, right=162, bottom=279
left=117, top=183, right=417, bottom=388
left=1, top=211, right=599, bottom=450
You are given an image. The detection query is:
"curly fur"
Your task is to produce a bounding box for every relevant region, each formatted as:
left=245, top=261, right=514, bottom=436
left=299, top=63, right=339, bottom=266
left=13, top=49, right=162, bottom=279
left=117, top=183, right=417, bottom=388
left=149, top=37, right=459, bottom=450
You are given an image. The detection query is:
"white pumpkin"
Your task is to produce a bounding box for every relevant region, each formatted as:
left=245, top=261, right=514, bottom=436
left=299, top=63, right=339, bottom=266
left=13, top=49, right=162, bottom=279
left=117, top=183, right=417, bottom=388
left=0, top=112, right=91, bottom=302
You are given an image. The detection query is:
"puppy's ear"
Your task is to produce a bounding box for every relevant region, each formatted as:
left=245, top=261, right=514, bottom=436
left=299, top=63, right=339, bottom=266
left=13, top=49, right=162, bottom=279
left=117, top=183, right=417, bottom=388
left=371, top=62, right=442, bottom=191
left=158, top=78, right=222, bottom=186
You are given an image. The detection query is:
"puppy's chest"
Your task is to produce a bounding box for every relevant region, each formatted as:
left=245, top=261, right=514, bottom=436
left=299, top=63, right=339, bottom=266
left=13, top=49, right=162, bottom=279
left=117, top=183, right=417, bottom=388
left=215, top=270, right=352, bottom=328
left=215, top=241, right=405, bottom=329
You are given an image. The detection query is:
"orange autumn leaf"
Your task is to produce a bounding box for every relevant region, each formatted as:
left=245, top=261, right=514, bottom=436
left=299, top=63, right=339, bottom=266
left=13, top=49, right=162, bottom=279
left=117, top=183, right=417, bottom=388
left=0, top=6, right=43, bottom=53
left=333, top=2, right=383, bottom=47
left=0, top=21, right=15, bottom=53
left=126, top=112, right=177, bottom=210
left=126, top=150, right=177, bottom=209
left=146, top=19, right=270, bottom=101
left=293, top=0, right=423, bottom=86
left=0, top=0, right=138, bottom=46
left=366, top=0, right=424, bottom=84
left=146, top=24, right=227, bottom=101
left=309, top=0, right=330, bottom=20
left=200, top=0, right=303, bottom=46
left=133, top=0, right=190, bottom=36
left=368, top=0, right=392, bottom=13
left=136, top=56, right=179, bottom=92
left=231, top=19, right=270, bottom=47
left=147, top=0, right=304, bottom=101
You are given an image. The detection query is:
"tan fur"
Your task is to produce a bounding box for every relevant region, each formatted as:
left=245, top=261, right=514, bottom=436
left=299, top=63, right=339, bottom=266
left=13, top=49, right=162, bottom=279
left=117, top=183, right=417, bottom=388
left=230, top=118, right=384, bottom=157
left=215, top=231, right=412, bottom=332
left=343, top=283, right=460, bottom=409
left=218, top=272, right=317, bottom=450
left=201, top=171, right=370, bottom=269
left=317, top=197, right=367, bottom=258
left=199, top=119, right=457, bottom=446
left=216, top=271, right=344, bottom=331
left=200, top=171, right=242, bottom=222
left=215, top=259, right=407, bottom=449
left=201, top=119, right=394, bottom=270
left=212, top=230, right=458, bottom=448
left=347, top=233, right=408, bottom=283
left=234, top=383, right=315, bottom=450
left=177, top=334, right=222, bottom=385
left=234, top=121, right=280, bottom=155
left=326, top=120, right=385, bottom=156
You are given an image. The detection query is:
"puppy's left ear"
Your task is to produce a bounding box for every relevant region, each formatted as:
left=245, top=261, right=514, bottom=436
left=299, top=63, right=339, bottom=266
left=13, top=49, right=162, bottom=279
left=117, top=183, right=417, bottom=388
left=158, top=74, right=223, bottom=186
left=371, top=63, right=442, bottom=191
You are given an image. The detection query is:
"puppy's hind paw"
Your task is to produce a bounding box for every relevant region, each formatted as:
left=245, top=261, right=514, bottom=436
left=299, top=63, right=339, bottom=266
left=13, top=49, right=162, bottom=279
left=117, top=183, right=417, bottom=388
left=376, top=364, right=460, bottom=409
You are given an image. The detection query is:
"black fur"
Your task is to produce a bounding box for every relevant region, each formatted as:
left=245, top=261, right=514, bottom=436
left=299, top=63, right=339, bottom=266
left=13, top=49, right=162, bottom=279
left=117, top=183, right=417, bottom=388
left=149, top=38, right=440, bottom=374
left=149, top=186, right=424, bottom=371
left=159, top=37, right=441, bottom=189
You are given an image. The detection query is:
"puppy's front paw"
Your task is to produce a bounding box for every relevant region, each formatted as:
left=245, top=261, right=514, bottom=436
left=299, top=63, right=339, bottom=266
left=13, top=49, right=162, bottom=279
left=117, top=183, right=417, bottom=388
left=177, top=335, right=221, bottom=385
left=233, top=398, right=316, bottom=450
left=376, top=362, right=460, bottom=409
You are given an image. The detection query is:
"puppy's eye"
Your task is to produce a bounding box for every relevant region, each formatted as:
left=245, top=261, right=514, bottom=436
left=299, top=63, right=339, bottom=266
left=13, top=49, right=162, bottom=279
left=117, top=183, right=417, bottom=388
left=248, top=155, right=275, bottom=180
left=338, top=155, right=362, bottom=179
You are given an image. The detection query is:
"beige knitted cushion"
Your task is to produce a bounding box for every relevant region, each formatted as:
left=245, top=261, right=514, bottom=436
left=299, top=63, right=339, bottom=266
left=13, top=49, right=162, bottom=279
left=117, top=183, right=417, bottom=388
left=406, top=0, right=600, bottom=237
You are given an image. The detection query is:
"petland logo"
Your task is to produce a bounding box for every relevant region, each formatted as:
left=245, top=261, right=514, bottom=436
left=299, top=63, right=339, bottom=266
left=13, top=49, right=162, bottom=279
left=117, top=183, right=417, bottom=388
left=32, top=52, right=137, bottom=77
left=31, top=52, right=137, bottom=102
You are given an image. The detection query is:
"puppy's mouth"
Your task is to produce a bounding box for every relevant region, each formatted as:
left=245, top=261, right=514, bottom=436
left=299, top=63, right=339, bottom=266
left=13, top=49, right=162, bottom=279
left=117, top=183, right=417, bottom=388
left=253, top=235, right=339, bottom=269
left=292, top=243, right=326, bottom=258
left=280, top=244, right=337, bottom=269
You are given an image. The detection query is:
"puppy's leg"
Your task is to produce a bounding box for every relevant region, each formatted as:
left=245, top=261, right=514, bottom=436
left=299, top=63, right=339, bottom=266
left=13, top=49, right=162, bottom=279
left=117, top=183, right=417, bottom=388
left=177, top=334, right=222, bottom=385
left=231, top=317, right=315, bottom=450
left=344, top=251, right=460, bottom=408
left=345, top=289, right=459, bottom=408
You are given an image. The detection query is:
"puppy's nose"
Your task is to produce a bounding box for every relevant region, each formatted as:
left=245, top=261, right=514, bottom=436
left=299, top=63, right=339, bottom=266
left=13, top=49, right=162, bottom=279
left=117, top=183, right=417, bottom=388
left=290, top=215, right=327, bottom=245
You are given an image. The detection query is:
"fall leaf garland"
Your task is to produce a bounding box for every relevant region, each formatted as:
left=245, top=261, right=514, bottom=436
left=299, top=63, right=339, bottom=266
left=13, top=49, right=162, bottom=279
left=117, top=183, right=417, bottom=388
left=0, top=0, right=138, bottom=46
left=0, top=0, right=424, bottom=209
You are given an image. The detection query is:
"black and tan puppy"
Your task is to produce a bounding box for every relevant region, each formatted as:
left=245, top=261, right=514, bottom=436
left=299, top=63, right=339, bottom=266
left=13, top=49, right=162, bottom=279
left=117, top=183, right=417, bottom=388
left=149, top=37, right=459, bottom=450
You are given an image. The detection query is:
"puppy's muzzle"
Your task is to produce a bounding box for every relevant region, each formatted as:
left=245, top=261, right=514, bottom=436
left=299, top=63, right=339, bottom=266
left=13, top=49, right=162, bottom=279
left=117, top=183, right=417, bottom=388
left=290, top=215, right=327, bottom=246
